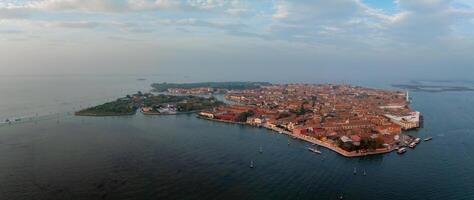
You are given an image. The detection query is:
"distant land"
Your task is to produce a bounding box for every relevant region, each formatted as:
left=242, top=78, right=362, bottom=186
left=392, top=84, right=474, bottom=92
left=151, top=82, right=271, bottom=93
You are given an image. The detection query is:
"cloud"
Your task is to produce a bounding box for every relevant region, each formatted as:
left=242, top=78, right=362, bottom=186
left=0, top=8, right=29, bottom=19
left=386, top=0, right=474, bottom=42
left=46, top=21, right=102, bottom=29
left=0, top=0, right=244, bottom=14
left=269, top=0, right=392, bottom=46
left=1, top=0, right=473, bottom=52
left=267, top=0, right=474, bottom=47
left=158, top=18, right=245, bottom=31
left=0, top=29, right=24, bottom=34
left=186, top=0, right=225, bottom=10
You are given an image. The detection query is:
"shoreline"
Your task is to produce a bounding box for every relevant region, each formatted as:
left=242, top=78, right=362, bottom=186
left=75, top=110, right=396, bottom=157
left=198, top=116, right=394, bottom=157
left=141, top=109, right=200, bottom=116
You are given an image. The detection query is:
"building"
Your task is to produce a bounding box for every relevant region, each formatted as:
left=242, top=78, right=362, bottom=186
left=384, top=111, right=420, bottom=130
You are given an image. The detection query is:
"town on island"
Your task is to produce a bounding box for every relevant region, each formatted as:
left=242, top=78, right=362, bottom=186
left=76, top=82, right=428, bottom=157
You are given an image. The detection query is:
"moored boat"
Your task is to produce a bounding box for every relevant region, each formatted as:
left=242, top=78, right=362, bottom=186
left=424, top=137, right=433, bottom=141
left=408, top=142, right=417, bottom=148
left=414, top=138, right=421, bottom=144
left=307, top=147, right=321, bottom=154
left=397, top=147, right=407, bottom=154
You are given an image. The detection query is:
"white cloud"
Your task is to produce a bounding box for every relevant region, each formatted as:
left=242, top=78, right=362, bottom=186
left=0, top=0, right=245, bottom=13
left=385, top=0, right=474, bottom=42
left=45, top=21, right=102, bottom=28
left=186, top=0, right=225, bottom=9
left=272, top=2, right=288, bottom=19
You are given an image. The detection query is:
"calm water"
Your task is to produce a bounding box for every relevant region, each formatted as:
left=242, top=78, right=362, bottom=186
left=0, top=76, right=473, bottom=200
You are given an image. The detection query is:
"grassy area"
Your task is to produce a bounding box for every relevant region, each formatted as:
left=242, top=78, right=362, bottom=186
left=75, top=99, right=136, bottom=116
left=76, top=93, right=224, bottom=116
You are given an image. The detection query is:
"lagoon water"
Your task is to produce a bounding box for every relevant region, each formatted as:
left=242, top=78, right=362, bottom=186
left=0, top=76, right=473, bottom=200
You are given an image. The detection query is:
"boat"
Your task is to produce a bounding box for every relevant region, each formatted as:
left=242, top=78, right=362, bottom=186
left=259, top=146, right=263, bottom=154
left=397, top=147, right=407, bottom=154
left=249, top=161, right=254, bottom=168
left=353, top=167, right=357, bottom=175
left=408, top=142, right=417, bottom=148
left=424, top=137, right=433, bottom=141
left=363, top=170, right=367, bottom=176
left=307, top=147, right=321, bottom=154
left=414, top=138, right=421, bottom=144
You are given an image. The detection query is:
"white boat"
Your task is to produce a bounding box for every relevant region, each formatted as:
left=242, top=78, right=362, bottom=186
left=408, top=142, right=417, bottom=148
left=307, top=147, right=321, bottom=154
left=249, top=161, right=254, bottom=168
left=414, top=138, right=421, bottom=144
left=397, top=147, right=407, bottom=154
left=424, top=137, right=433, bottom=141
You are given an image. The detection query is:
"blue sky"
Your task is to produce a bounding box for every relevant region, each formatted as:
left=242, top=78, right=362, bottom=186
left=0, top=0, right=473, bottom=82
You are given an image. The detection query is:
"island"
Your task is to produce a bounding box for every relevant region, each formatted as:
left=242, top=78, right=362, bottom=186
left=77, top=83, right=424, bottom=157
left=151, top=81, right=271, bottom=94
left=75, top=92, right=224, bottom=116
left=195, top=83, right=423, bottom=157
left=392, top=84, right=474, bottom=92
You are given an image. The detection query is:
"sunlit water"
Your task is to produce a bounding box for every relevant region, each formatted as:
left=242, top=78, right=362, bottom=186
left=0, top=76, right=473, bottom=200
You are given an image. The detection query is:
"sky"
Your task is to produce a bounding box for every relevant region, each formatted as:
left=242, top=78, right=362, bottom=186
left=0, top=0, right=474, bottom=82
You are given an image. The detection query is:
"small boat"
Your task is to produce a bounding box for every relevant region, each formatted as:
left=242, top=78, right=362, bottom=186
left=339, top=194, right=344, bottom=200
left=249, top=161, right=254, bottom=168
left=397, top=147, right=407, bottom=154
left=279, top=131, right=283, bottom=134
left=408, top=142, right=417, bottom=148
left=353, top=167, right=357, bottom=175
left=259, top=146, right=263, bottom=154
left=307, top=147, right=321, bottom=154
left=424, top=137, right=433, bottom=142
left=363, top=170, right=367, bottom=176
left=414, top=138, right=421, bottom=144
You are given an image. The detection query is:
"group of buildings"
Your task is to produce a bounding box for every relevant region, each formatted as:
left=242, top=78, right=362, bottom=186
left=196, top=84, right=421, bottom=153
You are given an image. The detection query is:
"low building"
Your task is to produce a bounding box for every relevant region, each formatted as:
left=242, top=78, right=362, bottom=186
left=384, top=112, right=420, bottom=130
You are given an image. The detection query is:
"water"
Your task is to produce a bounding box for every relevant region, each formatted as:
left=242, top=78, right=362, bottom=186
left=0, top=76, right=473, bottom=200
